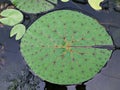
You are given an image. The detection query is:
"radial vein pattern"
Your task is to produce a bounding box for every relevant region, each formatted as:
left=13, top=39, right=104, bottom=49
left=20, top=10, right=113, bottom=85
left=11, top=0, right=57, bottom=13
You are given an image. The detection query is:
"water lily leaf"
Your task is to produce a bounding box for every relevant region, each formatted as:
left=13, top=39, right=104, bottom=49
left=20, top=10, right=113, bottom=85
left=88, top=0, right=103, bottom=10
left=61, top=0, right=69, bottom=2
left=11, top=0, right=58, bottom=13
left=0, top=9, right=23, bottom=26
left=10, top=24, right=26, bottom=40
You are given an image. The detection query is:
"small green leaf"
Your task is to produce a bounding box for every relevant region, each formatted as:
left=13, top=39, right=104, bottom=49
left=61, top=0, right=69, bottom=2
left=10, top=24, right=26, bottom=40
left=0, top=9, right=23, bottom=26
left=88, top=0, right=103, bottom=10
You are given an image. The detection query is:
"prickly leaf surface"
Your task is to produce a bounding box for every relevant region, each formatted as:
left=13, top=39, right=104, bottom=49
left=20, top=10, right=112, bottom=85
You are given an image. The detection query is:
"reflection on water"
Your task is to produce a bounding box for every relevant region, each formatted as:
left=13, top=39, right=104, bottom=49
left=0, top=0, right=120, bottom=90
left=86, top=50, right=120, bottom=90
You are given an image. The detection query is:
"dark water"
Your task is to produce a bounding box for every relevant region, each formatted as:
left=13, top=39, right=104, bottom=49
left=0, top=0, right=120, bottom=90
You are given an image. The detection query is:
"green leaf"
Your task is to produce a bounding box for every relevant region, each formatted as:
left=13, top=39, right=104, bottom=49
left=20, top=10, right=113, bottom=85
left=61, top=0, right=69, bottom=2
left=0, top=9, right=23, bottom=26
left=88, top=0, right=103, bottom=10
left=11, top=0, right=58, bottom=13
left=10, top=24, right=26, bottom=40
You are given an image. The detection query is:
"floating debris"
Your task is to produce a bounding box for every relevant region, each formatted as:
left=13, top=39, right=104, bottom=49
left=0, top=57, right=5, bottom=69
left=114, top=0, right=120, bottom=11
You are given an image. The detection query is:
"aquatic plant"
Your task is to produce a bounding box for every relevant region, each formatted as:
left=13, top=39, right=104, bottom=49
left=20, top=10, right=113, bottom=85
left=10, top=24, right=26, bottom=40
left=10, top=0, right=58, bottom=13
left=0, top=9, right=23, bottom=26
left=0, top=9, right=26, bottom=40
left=88, top=0, right=103, bottom=10
left=61, top=0, right=69, bottom=2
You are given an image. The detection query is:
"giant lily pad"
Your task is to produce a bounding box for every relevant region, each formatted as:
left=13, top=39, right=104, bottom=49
left=11, top=0, right=58, bottom=13
left=20, top=10, right=113, bottom=85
